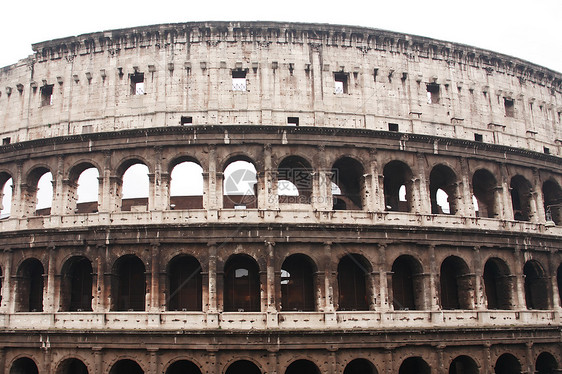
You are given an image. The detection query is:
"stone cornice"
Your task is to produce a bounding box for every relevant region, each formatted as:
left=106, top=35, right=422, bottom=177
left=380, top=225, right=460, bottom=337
left=27, top=21, right=561, bottom=92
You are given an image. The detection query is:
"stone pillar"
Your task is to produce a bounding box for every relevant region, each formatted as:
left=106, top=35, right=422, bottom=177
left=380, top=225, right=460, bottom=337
left=482, top=343, right=492, bottom=374
left=94, top=245, right=107, bottom=312
left=384, top=348, right=393, bottom=374
left=260, top=144, right=276, bottom=210
left=266, top=241, right=276, bottom=313
left=50, top=155, right=65, bottom=216
left=499, top=163, right=512, bottom=220
left=93, top=347, right=103, bottom=374
left=377, top=244, right=390, bottom=311
left=328, top=350, right=337, bottom=374
left=149, top=242, right=160, bottom=312
left=1, top=250, right=12, bottom=313
left=473, top=246, right=485, bottom=310
left=550, top=250, right=561, bottom=309
left=415, top=153, right=430, bottom=214
left=458, top=158, right=474, bottom=217
left=160, top=173, right=171, bottom=211
left=148, top=348, right=159, bottom=374
left=10, top=162, right=24, bottom=219
left=436, top=345, right=446, bottom=374
left=207, top=243, right=217, bottom=313
left=525, top=342, right=534, bottom=374
left=428, top=245, right=440, bottom=310
left=267, top=351, right=278, bottom=374
left=45, top=245, right=56, bottom=314
left=150, top=147, right=163, bottom=211
left=99, top=151, right=112, bottom=213
left=0, top=348, right=5, bottom=374
left=513, top=248, right=526, bottom=309
left=61, top=179, right=77, bottom=215
left=532, top=169, right=545, bottom=223
left=201, top=172, right=210, bottom=210
left=207, top=351, right=217, bottom=374
left=323, top=242, right=335, bottom=312
left=207, top=146, right=219, bottom=211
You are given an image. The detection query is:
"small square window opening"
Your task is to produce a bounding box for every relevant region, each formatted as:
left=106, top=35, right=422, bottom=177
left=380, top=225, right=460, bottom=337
left=40, top=85, right=54, bottom=106
left=287, top=117, right=299, bottom=126
left=474, top=133, right=483, bottom=142
left=334, top=73, right=348, bottom=94
left=181, top=116, right=193, bottom=125
left=2, top=137, right=10, bottom=145
left=130, top=72, right=145, bottom=95
left=504, top=98, right=514, bottom=117
left=232, top=70, right=247, bottom=91
left=388, top=123, right=399, bottom=132
left=544, top=147, right=550, bottom=154
left=426, top=83, right=440, bottom=104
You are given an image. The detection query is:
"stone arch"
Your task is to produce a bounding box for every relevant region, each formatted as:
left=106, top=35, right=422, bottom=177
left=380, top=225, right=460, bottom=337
left=277, top=155, right=313, bottom=204
left=16, top=258, right=44, bottom=312
left=494, top=353, right=521, bottom=374
left=0, top=171, right=13, bottom=219
left=440, top=255, right=473, bottom=310
left=167, top=254, right=202, bottom=311
left=337, top=254, right=372, bottom=311
left=111, top=255, right=146, bottom=311
left=429, top=164, right=459, bottom=215
left=543, top=179, right=562, bottom=225
left=109, top=359, right=144, bottom=374
left=68, top=162, right=100, bottom=214
left=483, top=257, right=513, bottom=310
left=169, top=157, right=204, bottom=210
left=472, top=169, right=498, bottom=218
left=280, top=254, right=317, bottom=311
left=118, top=160, right=150, bottom=212
left=9, top=357, right=39, bottom=374
left=391, top=255, right=425, bottom=310
left=60, top=256, right=93, bottom=312
left=399, top=357, right=431, bottom=374
left=285, top=359, right=321, bottom=374
left=536, top=352, right=558, bottom=374
left=510, top=175, right=533, bottom=221
left=55, top=358, right=89, bottom=374
left=449, top=355, right=479, bottom=374
left=223, top=157, right=258, bottom=209
left=224, top=360, right=262, bottom=374
left=383, top=160, right=413, bottom=212
left=25, top=166, right=53, bottom=216
left=343, top=358, right=378, bottom=374
left=523, top=260, right=549, bottom=310
left=332, top=156, right=365, bottom=210
left=165, top=360, right=203, bottom=374
left=223, top=254, right=260, bottom=312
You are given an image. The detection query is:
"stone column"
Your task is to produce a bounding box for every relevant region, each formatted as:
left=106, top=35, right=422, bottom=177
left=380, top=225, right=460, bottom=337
left=148, top=348, right=159, bottom=374
left=94, top=245, right=107, bottom=312
left=10, top=162, right=24, bottom=219
left=473, top=246, right=485, bottom=310
left=377, top=244, right=390, bottom=311
left=61, top=179, right=77, bottom=215
left=267, top=351, right=278, bottom=374
left=150, top=147, right=162, bottom=212
left=482, top=343, right=492, bottom=374
left=323, top=242, right=335, bottom=313
left=207, top=243, right=217, bottom=313
left=93, top=347, right=103, bottom=374
left=1, top=250, right=12, bottom=312
left=201, top=172, right=210, bottom=210
left=206, top=146, right=219, bottom=211
left=458, top=158, right=474, bottom=217
left=532, top=168, right=545, bottom=223
left=50, top=155, right=65, bottom=216
left=99, top=151, right=112, bottom=213
left=436, top=345, right=446, bottom=374
left=149, top=242, right=160, bottom=312
left=160, top=173, right=171, bottom=211
left=384, top=348, right=393, bottom=374
left=266, top=242, right=276, bottom=312
left=549, top=250, right=561, bottom=309
left=428, top=245, right=440, bottom=310
left=525, top=342, right=534, bottom=374
left=513, top=248, right=526, bottom=309
left=415, top=153, right=430, bottom=214
left=45, top=245, right=57, bottom=314
left=498, top=163, right=512, bottom=220
left=260, top=144, right=275, bottom=210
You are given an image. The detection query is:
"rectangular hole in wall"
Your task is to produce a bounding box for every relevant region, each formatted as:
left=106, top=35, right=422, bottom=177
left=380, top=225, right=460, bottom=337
left=40, top=84, right=53, bottom=106
left=334, top=72, right=348, bottom=94
left=388, top=123, right=399, bottom=132
left=232, top=70, right=247, bottom=91
left=504, top=98, right=514, bottom=117
left=181, top=116, right=193, bottom=125
left=2, top=137, right=10, bottom=145
left=474, top=133, right=483, bottom=142
left=426, top=83, right=440, bottom=104
left=544, top=147, right=550, bottom=154
left=287, top=117, right=299, bottom=126
left=130, top=72, right=145, bottom=95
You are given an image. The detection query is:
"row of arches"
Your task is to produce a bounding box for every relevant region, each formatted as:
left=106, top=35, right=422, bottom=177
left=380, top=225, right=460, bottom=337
left=11, top=252, right=562, bottom=313
left=9, top=351, right=559, bottom=374
left=1, top=155, right=561, bottom=225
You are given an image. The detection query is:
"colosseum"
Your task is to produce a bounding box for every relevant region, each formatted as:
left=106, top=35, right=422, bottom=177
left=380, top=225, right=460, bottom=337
left=0, top=21, right=560, bottom=374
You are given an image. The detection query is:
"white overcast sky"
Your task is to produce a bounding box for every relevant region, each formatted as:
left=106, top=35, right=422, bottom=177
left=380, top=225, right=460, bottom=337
left=1, top=0, right=561, bottom=73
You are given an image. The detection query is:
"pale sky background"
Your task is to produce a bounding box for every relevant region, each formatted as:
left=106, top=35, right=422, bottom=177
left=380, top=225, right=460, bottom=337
left=1, top=0, right=561, bottom=73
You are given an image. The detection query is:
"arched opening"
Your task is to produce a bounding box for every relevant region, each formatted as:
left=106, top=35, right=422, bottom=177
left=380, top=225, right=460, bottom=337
left=449, top=356, right=479, bottom=374
left=109, top=359, right=144, bottom=374
left=120, top=162, right=149, bottom=212
left=9, top=358, right=38, bottom=374
left=472, top=169, right=498, bottom=218
left=523, top=260, right=549, bottom=310
left=332, top=157, right=364, bottom=210
left=440, top=256, right=473, bottom=310
left=112, top=255, right=146, bottom=311
left=60, top=256, right=93, bottom=312
left=167, top=255, right=202, bottom=311
left=285, top=360, right=320, bottom=374
left=343, top=358, right=378, bottom=374
left=337, top=254, right=370, bottom=311
left=543, top=180, right=562, bottom=225
left=57, top=358, right=88, bottom=374
left=225, top=360, right=261, bottom=374
left=557, top=264, right=562, bottom=307
left=223, top=160, right=257, bottom=209
left=165, top=360, right=202, bottom=374
left=399, top=357, right=431, bottom=374
left=536, top=352, right=558, bottom=374
left=430, top=165, right=458, bottom=215
left=16, top=258, right=44, bottom=312
left=281, top=254, right=316, bottom=311
left=494, top=353, right=521, bottom=374
left=383, top=161, right=413, bottom=212
left=0, top=175, right=13, bottom=219
left=224, top=255, right=260, bottom=312
left=74, top=166, right=99, bottom=214
left=170, top=160, right=204, bottom=210
left=392, top=255, right=424, bottom=310
left=483, top=258, right=513, bottom=310
left=277, top=156, right=312, bottom=204
left=35, top=170, right=53, bottom=216
left=510, top=175, right=533, bottom=221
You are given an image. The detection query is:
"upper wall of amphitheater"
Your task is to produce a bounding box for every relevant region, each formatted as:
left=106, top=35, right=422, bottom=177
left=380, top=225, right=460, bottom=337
left=0, top=21, right=561, bottom=155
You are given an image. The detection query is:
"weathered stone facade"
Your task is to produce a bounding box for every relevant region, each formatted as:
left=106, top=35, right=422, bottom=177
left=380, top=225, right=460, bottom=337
left=0, top=21, right=560, bottom=374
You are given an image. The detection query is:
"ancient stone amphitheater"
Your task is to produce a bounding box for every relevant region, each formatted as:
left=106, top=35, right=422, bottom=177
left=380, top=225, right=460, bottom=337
left=0, top=21, right=560, bottom=374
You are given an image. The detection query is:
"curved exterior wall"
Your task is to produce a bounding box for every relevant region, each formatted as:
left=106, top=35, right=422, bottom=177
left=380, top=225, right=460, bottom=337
left=0, top=22, right=560, bottom=374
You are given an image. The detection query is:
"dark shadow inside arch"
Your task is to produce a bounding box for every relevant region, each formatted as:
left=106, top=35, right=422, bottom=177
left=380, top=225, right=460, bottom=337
left=281, top=254, right=316, bottom=311
left=223, top=255, right=260, bottom=312
left=523, top=260, right=549, bottom=310
left=449, top=355, right=478, bottom=374
left=16, top=258, right=44, bottom=312
left=483, top=258, right=513, bottom=310
left=344, top=358, right=378, bottom=374
left=277, top=156, right=312, bottom=204
left=440, top=256, right=473, bottom=310
left=332, top=157, right=364, bottom=210
left=399, top=357, right=430, bottom=374
left=392, top=255, right=425, bottom=311
left=510, top=175, right=533, bottom=221
left=225, top=360, right=261, bottom=374
left=536, top=352, right=558, bottom=374
left=430, top=164, right=458, bottom=215
left=60, top=256, right=93, bottom=312
left=111, top=255, right=146, bottom=311
left=543, top=179, right=562, bottom=225
left=383, top=161, right=413, bottom=212
left=109, top=359, right=144, bottom=374
left=10, top=358, right=38, bottom=374
left=285, top=360, right=320, bottom=374
left=494, top=354, right=521, bottom=374
left=167, top=255, right=202, bottom=311
left=57, top=358, right=88, bottom=374
left=165, top=360, right=202, bottom=374
left=472, top=169, right=497, bottom=218
left=337, top=254, right=371, bottom=311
